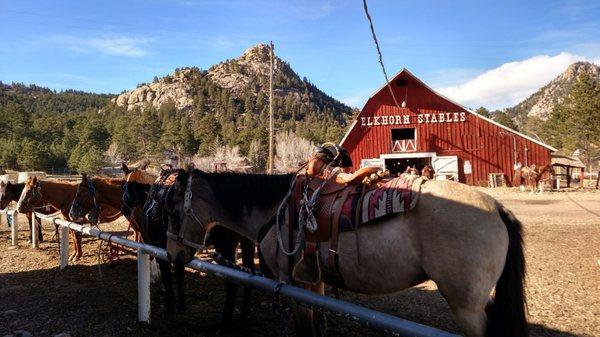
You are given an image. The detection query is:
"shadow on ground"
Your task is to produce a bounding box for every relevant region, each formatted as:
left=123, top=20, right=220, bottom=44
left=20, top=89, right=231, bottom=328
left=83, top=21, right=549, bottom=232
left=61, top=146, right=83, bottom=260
left=0, top=255, right=588, bottom=337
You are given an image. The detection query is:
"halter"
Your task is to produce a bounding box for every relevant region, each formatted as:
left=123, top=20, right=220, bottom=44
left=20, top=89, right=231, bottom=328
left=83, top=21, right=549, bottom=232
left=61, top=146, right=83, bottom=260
left=72, top=178, right=101, bottom=223
left=20, top=181, right=44, bottom=212
left=166, top=174, right=205, bottom=251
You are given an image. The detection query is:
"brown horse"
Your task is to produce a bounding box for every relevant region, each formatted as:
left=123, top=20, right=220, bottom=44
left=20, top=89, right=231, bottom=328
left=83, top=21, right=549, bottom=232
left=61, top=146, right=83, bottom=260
left=68, top=174, right=140, bottom=241
left=166, top=169, right=527, bottom=337
left=16, top=177, right=120, bottom=261
left=1, top=180, right=58, bottom=242
left=513, top=164, right=553, bottom=191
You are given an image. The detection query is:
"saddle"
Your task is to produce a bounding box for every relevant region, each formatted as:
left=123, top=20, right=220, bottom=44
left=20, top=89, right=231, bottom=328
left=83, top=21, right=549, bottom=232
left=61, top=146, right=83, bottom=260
left=290, top=169, right=423, bottom=286
left=142, top=168, right=178, bottom=246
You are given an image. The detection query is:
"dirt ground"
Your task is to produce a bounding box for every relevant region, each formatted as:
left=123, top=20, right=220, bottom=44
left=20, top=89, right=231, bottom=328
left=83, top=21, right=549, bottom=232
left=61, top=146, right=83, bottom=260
left=0, top=188, right=599, bottom=337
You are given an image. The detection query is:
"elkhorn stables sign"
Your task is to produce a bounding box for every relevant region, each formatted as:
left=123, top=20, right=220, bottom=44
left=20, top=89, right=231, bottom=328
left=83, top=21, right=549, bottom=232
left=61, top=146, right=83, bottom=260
left=361, top=112, right=467, bottom=127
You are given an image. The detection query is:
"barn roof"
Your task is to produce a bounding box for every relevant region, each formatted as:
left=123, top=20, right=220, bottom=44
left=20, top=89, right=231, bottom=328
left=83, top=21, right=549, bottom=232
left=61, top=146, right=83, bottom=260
left=340, top=68, right=557, bottom=152
left=551, top=154, right=585, bottom=168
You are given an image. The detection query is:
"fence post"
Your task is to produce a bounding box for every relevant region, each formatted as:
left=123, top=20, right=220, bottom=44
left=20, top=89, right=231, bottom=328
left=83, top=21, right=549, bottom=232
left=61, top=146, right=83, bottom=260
left=31, top=213, right=39, bottom=249
left=137, top=249, right=151, bottom=323
left=60, top=225, right=69, bottom=269
left=9, top=210, right=18, bottom=249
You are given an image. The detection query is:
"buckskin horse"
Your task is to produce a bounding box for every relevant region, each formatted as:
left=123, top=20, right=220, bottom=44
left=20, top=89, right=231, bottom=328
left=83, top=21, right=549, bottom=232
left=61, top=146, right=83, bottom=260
left=1, top=180, right=59, bottom=242
left=122, top=163, right=260, bottom=324
left=165, top=166, right=527, bottom=337
left=16, top=177, right=120, bottom=261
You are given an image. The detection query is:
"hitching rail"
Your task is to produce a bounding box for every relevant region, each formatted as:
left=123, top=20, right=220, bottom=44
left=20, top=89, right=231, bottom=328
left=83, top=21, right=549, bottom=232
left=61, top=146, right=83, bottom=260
left=1, top=209, right=22, bottom=248
left=33, top=212, right=459, bottom=337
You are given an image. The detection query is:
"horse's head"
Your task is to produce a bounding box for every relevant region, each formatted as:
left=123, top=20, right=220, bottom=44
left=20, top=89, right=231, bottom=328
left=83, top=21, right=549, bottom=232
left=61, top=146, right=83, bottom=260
left=69, top=174, right=100, bottom=223
left=421, top=166, right=434, bottom=179
left=121, top=163, right=156, bottom=216
left=165, top=169, right=209, bottom=265
left=16, top=177, right=42, bottom=213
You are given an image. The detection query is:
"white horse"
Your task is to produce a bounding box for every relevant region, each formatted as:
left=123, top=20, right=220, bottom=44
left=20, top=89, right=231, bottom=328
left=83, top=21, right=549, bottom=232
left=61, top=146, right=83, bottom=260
left=165, top=169, right=527, bottom=337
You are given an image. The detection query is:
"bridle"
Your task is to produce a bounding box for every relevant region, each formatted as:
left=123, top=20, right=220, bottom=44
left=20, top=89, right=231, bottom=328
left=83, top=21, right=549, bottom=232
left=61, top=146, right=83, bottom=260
left=121, top=180, right=140, bottom=215
left=165, top=174, right=205, bottom=251
left=18, top=181, right=44, bottom=213
left=71, top=179, right=101, bottom=223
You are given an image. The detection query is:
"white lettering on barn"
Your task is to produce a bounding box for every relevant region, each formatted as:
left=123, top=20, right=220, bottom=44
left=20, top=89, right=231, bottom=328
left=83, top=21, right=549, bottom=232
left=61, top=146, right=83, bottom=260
left=361, top=112, right=466, bottom=127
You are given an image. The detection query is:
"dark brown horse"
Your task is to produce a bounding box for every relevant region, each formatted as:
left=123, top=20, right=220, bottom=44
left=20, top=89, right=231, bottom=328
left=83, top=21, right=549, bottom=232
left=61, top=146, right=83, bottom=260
left=122, top=163, right=261, bottom=324
left=16, top=177, right=120, bottom=261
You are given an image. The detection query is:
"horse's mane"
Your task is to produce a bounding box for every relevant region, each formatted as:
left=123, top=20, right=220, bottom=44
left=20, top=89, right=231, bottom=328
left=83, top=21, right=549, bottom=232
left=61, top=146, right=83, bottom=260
left=193, top=169, right=294, bottom=221
left=91, top=176, right=125, bottom=186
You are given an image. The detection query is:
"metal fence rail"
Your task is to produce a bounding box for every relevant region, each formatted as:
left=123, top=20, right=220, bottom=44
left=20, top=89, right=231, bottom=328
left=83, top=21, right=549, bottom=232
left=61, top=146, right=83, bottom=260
left=33, top=212, right=459, bottom=337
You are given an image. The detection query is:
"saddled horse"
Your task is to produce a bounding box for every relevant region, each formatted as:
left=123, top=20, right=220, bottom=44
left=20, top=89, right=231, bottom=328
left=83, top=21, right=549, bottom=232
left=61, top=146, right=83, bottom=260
left=16, top=177, right=120, bottom=261
left=1, top=180, right=59, bottom=242
left=122, top=163, right=260, bottom=323
left=165, top=167, right=527, bottom=337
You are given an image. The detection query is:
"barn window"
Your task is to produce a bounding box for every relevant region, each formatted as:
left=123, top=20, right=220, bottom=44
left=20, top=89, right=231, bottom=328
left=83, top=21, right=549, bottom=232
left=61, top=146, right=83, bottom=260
left=391, top=128, right=415, bottom=140
left=391, top=128, right=416, bottom=152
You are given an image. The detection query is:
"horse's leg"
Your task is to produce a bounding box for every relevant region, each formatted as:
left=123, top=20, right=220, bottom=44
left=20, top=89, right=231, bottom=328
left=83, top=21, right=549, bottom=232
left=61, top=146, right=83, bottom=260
left=174, top=259, right=186, bottom=313
left=26, top=213, right=33, bottom=242
left=239, top=238, right=256, bottom=323
left=68, top=230, right=77, bottom=261
left=214, top=237, right=238, bottom=329
left=157, top=258, right=176, bottom=315
left=35, top=215, right=43, bottom=242
left=73, top=232, right=83, bottom=260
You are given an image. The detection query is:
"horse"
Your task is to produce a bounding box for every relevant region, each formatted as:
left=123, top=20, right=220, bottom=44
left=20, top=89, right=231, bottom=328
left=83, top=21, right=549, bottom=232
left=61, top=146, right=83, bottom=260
left=165, top=169, right=527, bottom=337
left=513, top=164, right=553, bottom=192
left=421, top=165, right=434, bottom=180
left=16, top=177, right=120, bottom=261
left=68, top=174, right=139, bottom=240
left=122, top=163, right=260, bottom=324
left=1, top=180, right=52, bottom=242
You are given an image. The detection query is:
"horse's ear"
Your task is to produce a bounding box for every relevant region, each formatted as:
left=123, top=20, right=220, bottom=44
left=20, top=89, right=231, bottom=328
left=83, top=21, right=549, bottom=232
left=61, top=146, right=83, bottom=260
left=122, top=162, right=132, bottom=175
left=81, top=174, right=88, bottom=181
left=0, top=181, right=5, bottom=187
left=139, top=159, right=150, bottom=170
left=31, top=176, right=38, bottom=185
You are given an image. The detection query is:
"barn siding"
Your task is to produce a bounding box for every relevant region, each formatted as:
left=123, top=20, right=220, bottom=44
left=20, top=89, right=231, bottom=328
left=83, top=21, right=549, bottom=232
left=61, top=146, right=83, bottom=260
left=341, top=70, right=552, bottom=186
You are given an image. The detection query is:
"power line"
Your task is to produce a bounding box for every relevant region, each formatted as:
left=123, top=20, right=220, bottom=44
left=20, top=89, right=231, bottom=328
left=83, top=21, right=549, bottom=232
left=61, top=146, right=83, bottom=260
left=362, top=0, right=401, bottom=108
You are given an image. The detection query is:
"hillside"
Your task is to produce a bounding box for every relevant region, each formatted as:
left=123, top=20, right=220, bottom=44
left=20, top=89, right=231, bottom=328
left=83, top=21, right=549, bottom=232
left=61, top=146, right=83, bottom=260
left=507, top=61, right=600, bottom=125
left=0, top=44, right=353, bottom=173
left=114, top=44, right=352, bottom=123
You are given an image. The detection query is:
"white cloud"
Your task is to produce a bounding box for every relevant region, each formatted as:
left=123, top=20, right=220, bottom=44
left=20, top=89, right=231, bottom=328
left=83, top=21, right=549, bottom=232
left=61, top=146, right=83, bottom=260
left=436, top=52, right=598, bottom=109
left=51, top=35, right=152, bottom=57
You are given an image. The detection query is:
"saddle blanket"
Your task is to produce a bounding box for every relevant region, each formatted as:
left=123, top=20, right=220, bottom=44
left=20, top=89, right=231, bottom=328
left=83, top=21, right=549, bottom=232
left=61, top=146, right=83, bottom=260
left=338, top=175, right=422, bottom=231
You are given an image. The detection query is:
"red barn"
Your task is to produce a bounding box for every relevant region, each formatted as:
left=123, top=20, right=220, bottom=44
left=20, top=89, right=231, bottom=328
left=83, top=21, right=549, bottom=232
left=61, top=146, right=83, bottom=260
left=340, top=69, right=556, bottom=186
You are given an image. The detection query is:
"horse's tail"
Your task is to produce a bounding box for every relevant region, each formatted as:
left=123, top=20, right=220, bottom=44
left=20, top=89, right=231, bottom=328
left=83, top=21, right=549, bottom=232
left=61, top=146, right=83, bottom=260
left=487, top=205, right=528, bottom=337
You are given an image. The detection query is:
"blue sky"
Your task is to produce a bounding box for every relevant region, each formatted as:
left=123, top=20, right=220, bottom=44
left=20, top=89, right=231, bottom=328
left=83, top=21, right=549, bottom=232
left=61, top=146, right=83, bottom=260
left=1, top=0, right=599, bottom=109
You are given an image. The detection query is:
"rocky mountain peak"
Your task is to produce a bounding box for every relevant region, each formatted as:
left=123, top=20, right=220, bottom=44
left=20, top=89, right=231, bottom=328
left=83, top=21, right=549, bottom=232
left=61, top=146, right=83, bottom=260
left=507, top=61, right=600, bottom=123
left=114, top=67, right=198, bottom=111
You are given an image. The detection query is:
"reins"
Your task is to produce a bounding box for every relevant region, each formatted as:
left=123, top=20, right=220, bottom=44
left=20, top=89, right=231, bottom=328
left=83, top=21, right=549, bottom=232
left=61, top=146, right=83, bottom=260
left=165, top=173, right=205, bottom=251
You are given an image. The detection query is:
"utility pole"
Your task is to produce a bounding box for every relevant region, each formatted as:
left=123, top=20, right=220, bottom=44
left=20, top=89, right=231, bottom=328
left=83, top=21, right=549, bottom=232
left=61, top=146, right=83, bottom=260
left=268, top=41, right=275, bottom=174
